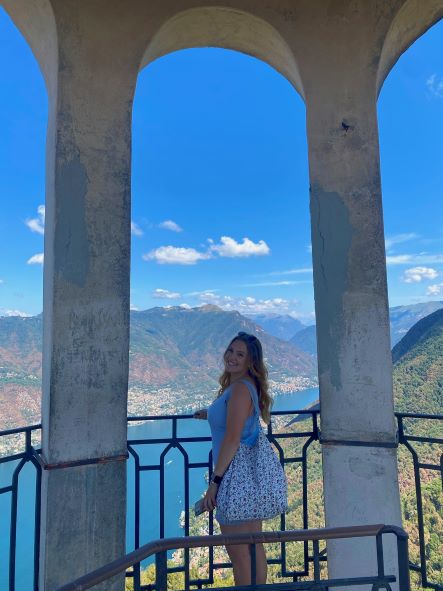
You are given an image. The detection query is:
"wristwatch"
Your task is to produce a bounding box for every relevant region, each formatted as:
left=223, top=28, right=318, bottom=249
left=210, top=474, right=223, bottom=485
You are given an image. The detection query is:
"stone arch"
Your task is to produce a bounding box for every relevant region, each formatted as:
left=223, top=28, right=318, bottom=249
left=2, top=0, right=57, bottom=102
left=377, top=0, right=443, bottom=96
left=139, top=6, right=304, bottom=99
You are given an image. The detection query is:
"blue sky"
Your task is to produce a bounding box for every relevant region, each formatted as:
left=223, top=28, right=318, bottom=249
left=0, top=9, right=442, bottom=321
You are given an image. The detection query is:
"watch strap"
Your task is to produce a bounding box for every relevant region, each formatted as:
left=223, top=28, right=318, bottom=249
left=211, top=474, right=223, bottom=485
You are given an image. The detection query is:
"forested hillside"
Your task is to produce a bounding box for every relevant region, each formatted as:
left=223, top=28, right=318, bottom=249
left=392, top=307, right=443, bottom=415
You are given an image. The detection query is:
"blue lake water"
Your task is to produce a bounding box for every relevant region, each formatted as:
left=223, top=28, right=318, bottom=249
left=0, top=387, right=318, bottom=590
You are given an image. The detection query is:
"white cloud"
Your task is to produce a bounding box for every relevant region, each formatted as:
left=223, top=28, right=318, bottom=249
left=403, top=267, right=438, bottom=283
left=130, top=304, right=140, bottom=311
left=306, top=243, right=312, bottom=253
left=131, top=221, right=143, bottom=237
left=236, top=297, right=293, bottom=314
left=387, top=253, right=443, bottom=265
left=386, top=255, right=414, bottom=265
left=197, top=291, right=225, bottom=303
left=385, top=233, right=419, bottom=251
left=25, top=205, right=45, bottom=235
left=195, top=290, right=297, bottom=315
left=210, top=236, right=270, bottom=258
left=159, top=220, right=183, bottom=232
left=426, top=74, right=443, bottom=98
left=426, top=283, right=443, bottom=296
left=269, top=267, right=312, bottom=276
left=152, top=288, right=181, bottom=299
left=1, top=309, right=32, bottom=317
left=27, top=253, right=44, bottom=265
left=186, top=289, right=219, bottom=297
left=242, top=280, right=309, bottom=287
left=143, top=246, right=210, bottom=265
left=143, top=235, right=270, bottom=265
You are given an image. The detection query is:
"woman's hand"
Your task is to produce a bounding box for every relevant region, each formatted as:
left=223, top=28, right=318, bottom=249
left=193, top=409, right=208, bottom=420
left=203, top=482, right=218, bottom=512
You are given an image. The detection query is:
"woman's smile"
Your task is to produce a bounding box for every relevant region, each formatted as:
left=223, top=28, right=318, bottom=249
left=224, top=339, right=248, bottom=376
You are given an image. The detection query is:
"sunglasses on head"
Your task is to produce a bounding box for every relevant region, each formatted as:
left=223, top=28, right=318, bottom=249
left=237, top=332, right=258, bottom=342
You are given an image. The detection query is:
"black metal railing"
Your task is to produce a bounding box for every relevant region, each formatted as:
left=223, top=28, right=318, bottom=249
left=0, top=411, right=441, bottom=591
left=125, top=409, right=320, bottom=589
left=0, top=424, right=42, bottom=591
left=55, top=524, right=411, bottom=591
left=396, top=413, right=443, bottom=591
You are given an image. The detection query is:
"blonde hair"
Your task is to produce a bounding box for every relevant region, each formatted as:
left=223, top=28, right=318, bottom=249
left=218, top=332, right=273, bottom=424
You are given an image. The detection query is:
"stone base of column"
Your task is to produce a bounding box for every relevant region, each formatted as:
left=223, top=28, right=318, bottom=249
left=322, top=445, right=403, bottom=590
left=39, top=460, right=126, bottom=591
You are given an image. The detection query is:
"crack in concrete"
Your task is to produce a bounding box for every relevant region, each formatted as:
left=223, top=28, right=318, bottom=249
left=315, top=190, right=328, bottom=290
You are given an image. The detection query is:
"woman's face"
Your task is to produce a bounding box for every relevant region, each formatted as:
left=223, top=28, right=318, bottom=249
left=224, top=339, right=249, bottom=377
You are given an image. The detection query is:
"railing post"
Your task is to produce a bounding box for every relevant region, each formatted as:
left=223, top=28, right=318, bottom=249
left=375, top=534, right=385, bottom=579
left=396, top=535, right=411, bottom=591
left=156, top=550, right=168, bottom=591
left=312, top=539, right=321, bottom=583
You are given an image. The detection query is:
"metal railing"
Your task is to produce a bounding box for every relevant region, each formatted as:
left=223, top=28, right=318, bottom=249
left=0, top=423, right=42, bottom=591
left=56, top=524, right=411, bottom=591
left=0, top=411, right=441, bottom=591
left=125, top=409, right=319, bottom=589
left=396, top=413, right=443, bottom=591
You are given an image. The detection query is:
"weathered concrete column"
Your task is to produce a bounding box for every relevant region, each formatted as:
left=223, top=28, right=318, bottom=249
left=38, top=5, right=145, bottom=590
left=306, top=84, right=402, bottom=581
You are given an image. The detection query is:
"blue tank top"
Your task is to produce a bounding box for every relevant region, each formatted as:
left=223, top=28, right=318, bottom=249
left=207, top=379, right=260, bottom=466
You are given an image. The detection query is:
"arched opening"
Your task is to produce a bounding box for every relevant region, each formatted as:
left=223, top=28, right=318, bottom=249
left=0, top=7, right=48, bottom=320
left=128, top=40, right=318, bottom=569
left=378, top=15, right=443, bottom=402
left=0, top=0, right=57, bottom=430
left=0, top=7, right=51, bottom=589
left=0, top=9, right=48, bottom=422
left=378, top=15, right=443, bottom=589
left=140, top=7, right=304, bottom=98
left=130, top=44, right=317, bottom=402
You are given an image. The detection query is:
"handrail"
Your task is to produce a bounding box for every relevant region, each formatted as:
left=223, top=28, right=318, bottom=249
left=56, top=524, right=410, bottom=591
left=4, top=410, right=443, bottom=438
left=0, top=423, right=41, bottom=437
left=1, top=411, right=440, bottom=590
left=395, top=412, right=443, bottom=420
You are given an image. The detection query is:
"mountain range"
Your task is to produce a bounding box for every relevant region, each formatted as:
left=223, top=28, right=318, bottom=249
left=1, top=300, right=442, bottom=432
left=257, top=301, right=443, bottom=358
left=0, top=305, right=316, bottom=430
left=245, top=313, right=305, bottom=341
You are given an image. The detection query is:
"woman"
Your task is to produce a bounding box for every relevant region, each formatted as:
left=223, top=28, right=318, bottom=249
left=193, top=331, right=273, bottom=586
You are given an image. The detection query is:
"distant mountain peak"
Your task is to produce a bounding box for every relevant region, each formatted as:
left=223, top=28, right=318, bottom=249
left=198, top=304, right=224, bottom=313
left=246, top=312, right=305, bottom=341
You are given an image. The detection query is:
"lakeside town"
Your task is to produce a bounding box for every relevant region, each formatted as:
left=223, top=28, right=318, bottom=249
left=0, top=375, right=317, bottom=457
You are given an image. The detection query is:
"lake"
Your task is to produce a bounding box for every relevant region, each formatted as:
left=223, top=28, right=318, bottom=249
left=0, top=387, right=318, bottom=590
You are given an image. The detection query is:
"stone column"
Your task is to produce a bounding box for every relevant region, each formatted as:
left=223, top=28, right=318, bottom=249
left=306, top=82, right=403, bottom=581
left=38, top=7, right=144, bottom=590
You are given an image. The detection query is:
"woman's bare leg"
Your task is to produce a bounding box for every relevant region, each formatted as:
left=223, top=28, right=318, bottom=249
left=220, top=520, right=267, bottom=585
